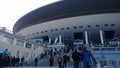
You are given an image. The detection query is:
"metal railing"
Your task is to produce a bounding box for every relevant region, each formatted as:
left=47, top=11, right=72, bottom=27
left=87, top=44, right=101, bottom=68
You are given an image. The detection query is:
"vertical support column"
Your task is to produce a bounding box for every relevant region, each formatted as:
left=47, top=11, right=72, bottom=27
left=100, top=30, right=104, bottom=46
left=49, top=38, right=51, bottom=44
left=23, top=41, right=26, bottom=48
left=85, top=31, right=89, bottom=45
left=31, top=44, right=34, bottom=58
left=100, top=30, right=105, bottom=63
left=13, top=38, right=17, bottom=45
left=59, top=35, right=62, bottom=44
left=54, top=38, right=58, bottom=44
left=0, top=33, right=5, bottom=41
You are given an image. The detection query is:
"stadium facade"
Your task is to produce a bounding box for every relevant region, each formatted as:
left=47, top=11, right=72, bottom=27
left=13, top=0, right=120, bottom=46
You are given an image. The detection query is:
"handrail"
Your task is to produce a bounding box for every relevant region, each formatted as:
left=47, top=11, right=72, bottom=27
left=90, top=51, right=98, bottom=67
left=87, top=44, right=100, bottom=68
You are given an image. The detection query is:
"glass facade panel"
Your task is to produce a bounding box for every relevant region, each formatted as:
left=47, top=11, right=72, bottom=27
left=33, top=45, right=38, bottom=50
left=25, top=43, right=32, bottom=49
left=16, top=40, right=24, bottom=47
left=108, top=60, right=116, bottom=66
left=5, top=36, right=14, bottom=44
left=118, top=61, right=120, bottom=66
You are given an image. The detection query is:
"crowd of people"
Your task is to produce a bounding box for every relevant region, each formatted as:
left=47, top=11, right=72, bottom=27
left=72, top=46, right=91, bottom=68
left=42, top=45, right=91, bottom=68
left=47, top=47, right=70, bottom=68
left=0, top=49, right=25, bottom=67
left=0, top=45, right=91, bottom=68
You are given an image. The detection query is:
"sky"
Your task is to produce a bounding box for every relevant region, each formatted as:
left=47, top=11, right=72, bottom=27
left=0, top=0, right=60, bottom=31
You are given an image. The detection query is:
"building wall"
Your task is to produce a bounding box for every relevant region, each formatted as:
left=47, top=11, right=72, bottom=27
left=0, top=41, right=42, bottom=58
left=0, top=29, right=44, bottom=60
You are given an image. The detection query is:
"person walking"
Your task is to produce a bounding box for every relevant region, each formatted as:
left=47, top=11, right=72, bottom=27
left=82, top=47, right=91, bottom=68
left=49, top=55, right=54, bottom=67
left=63, top=54, right=67, bottom=68
left=57, top=55, right=63, bottom=68
left=0, top=52, right=3, bottom=67
left=72, top=48, right=82, bottom=68
left=34, top=57, right=38, bottom=66
left=20, top=57, right=24, bottom=67
left=15, top=56, right=20, bottom=66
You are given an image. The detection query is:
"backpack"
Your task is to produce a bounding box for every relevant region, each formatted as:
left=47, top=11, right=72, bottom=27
left=57, top=56, right=62, bottom=62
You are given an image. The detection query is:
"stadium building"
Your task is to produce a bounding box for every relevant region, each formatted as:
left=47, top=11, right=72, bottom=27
left=13, top=0, right=120, bottom=47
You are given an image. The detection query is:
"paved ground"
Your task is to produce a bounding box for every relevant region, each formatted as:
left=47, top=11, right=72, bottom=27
left=4, top=56, right=84, bottom=68
left=23, top=50, right=84, bottom=68
left=25, top=55, right=76, bottom=67
left=4, top=50, right=85, bottom=68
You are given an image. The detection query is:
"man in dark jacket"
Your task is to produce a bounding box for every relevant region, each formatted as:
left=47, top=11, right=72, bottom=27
left=63, top=54, right=67, bottom=68
left=49, top=55, right=54, bottom=67
left=20, top=57, right=24, bottom=67
left=72, top=48, right=82, bottom=68
left=35, top=57, right=38, bottom=66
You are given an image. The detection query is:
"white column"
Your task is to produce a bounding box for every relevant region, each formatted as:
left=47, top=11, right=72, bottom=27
left=85, top=31, right=89, bottom=44
left=0, top=34, right=4, bottom=41
left=23, top=42, right=26, bottom=48
left=13, top=38, right=17, bottom=45
left=59, top=35, right=62, bottom=44
left=49, top=38, right=51, bottom=44
left=54, top=38, right=58, bottom=44
left=100, top=30, right=104, bottom=45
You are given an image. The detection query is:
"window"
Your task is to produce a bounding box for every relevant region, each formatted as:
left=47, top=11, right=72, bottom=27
left=111, top=24, right=115, bottom=26
left=33, top=45, right=38, bottom=50
left=73, top=26, right=77, bottom=29
left=45, top=31, right=47, bottom=32
left=41, top=31, right=43, bottom=33
left=108, top=60, right=116, bottom=66
left=32, top=33, right=34, bottom=35
left=79, top=26, right=83, bottom=28
left=103, top=60, right=108, bottom=66
left=55, top=29, right=58, bottom=31
left=61, top=28, right=64, bottom=30
left=51, top=29, right=53, bottom=31
left=17, top=51, right=20, bottom=57
left=104, top=24, right=109, bottom=26
left=96, top=24, right=99, bottom=27
left=25, top=43, right=32, bottom=49
left=23, top=36, right=25, bottom=38
left=87, top=25, right=91, bottom=27
left=66, top=27, right=70, bottom=29
left=36, top=32, right=39, bottom=34
left=16, top=40, right=24, bottom=47
left=5, top=36, right=14, bottom=44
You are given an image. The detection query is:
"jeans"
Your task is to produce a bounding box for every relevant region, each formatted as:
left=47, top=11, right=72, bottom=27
left=84, top=62, right=90, bottom=68
left=74, top=61, right=79, bottom=68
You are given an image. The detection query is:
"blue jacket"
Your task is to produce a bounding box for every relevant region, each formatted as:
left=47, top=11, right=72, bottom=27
left=82, top=50, right=90, bottom=62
